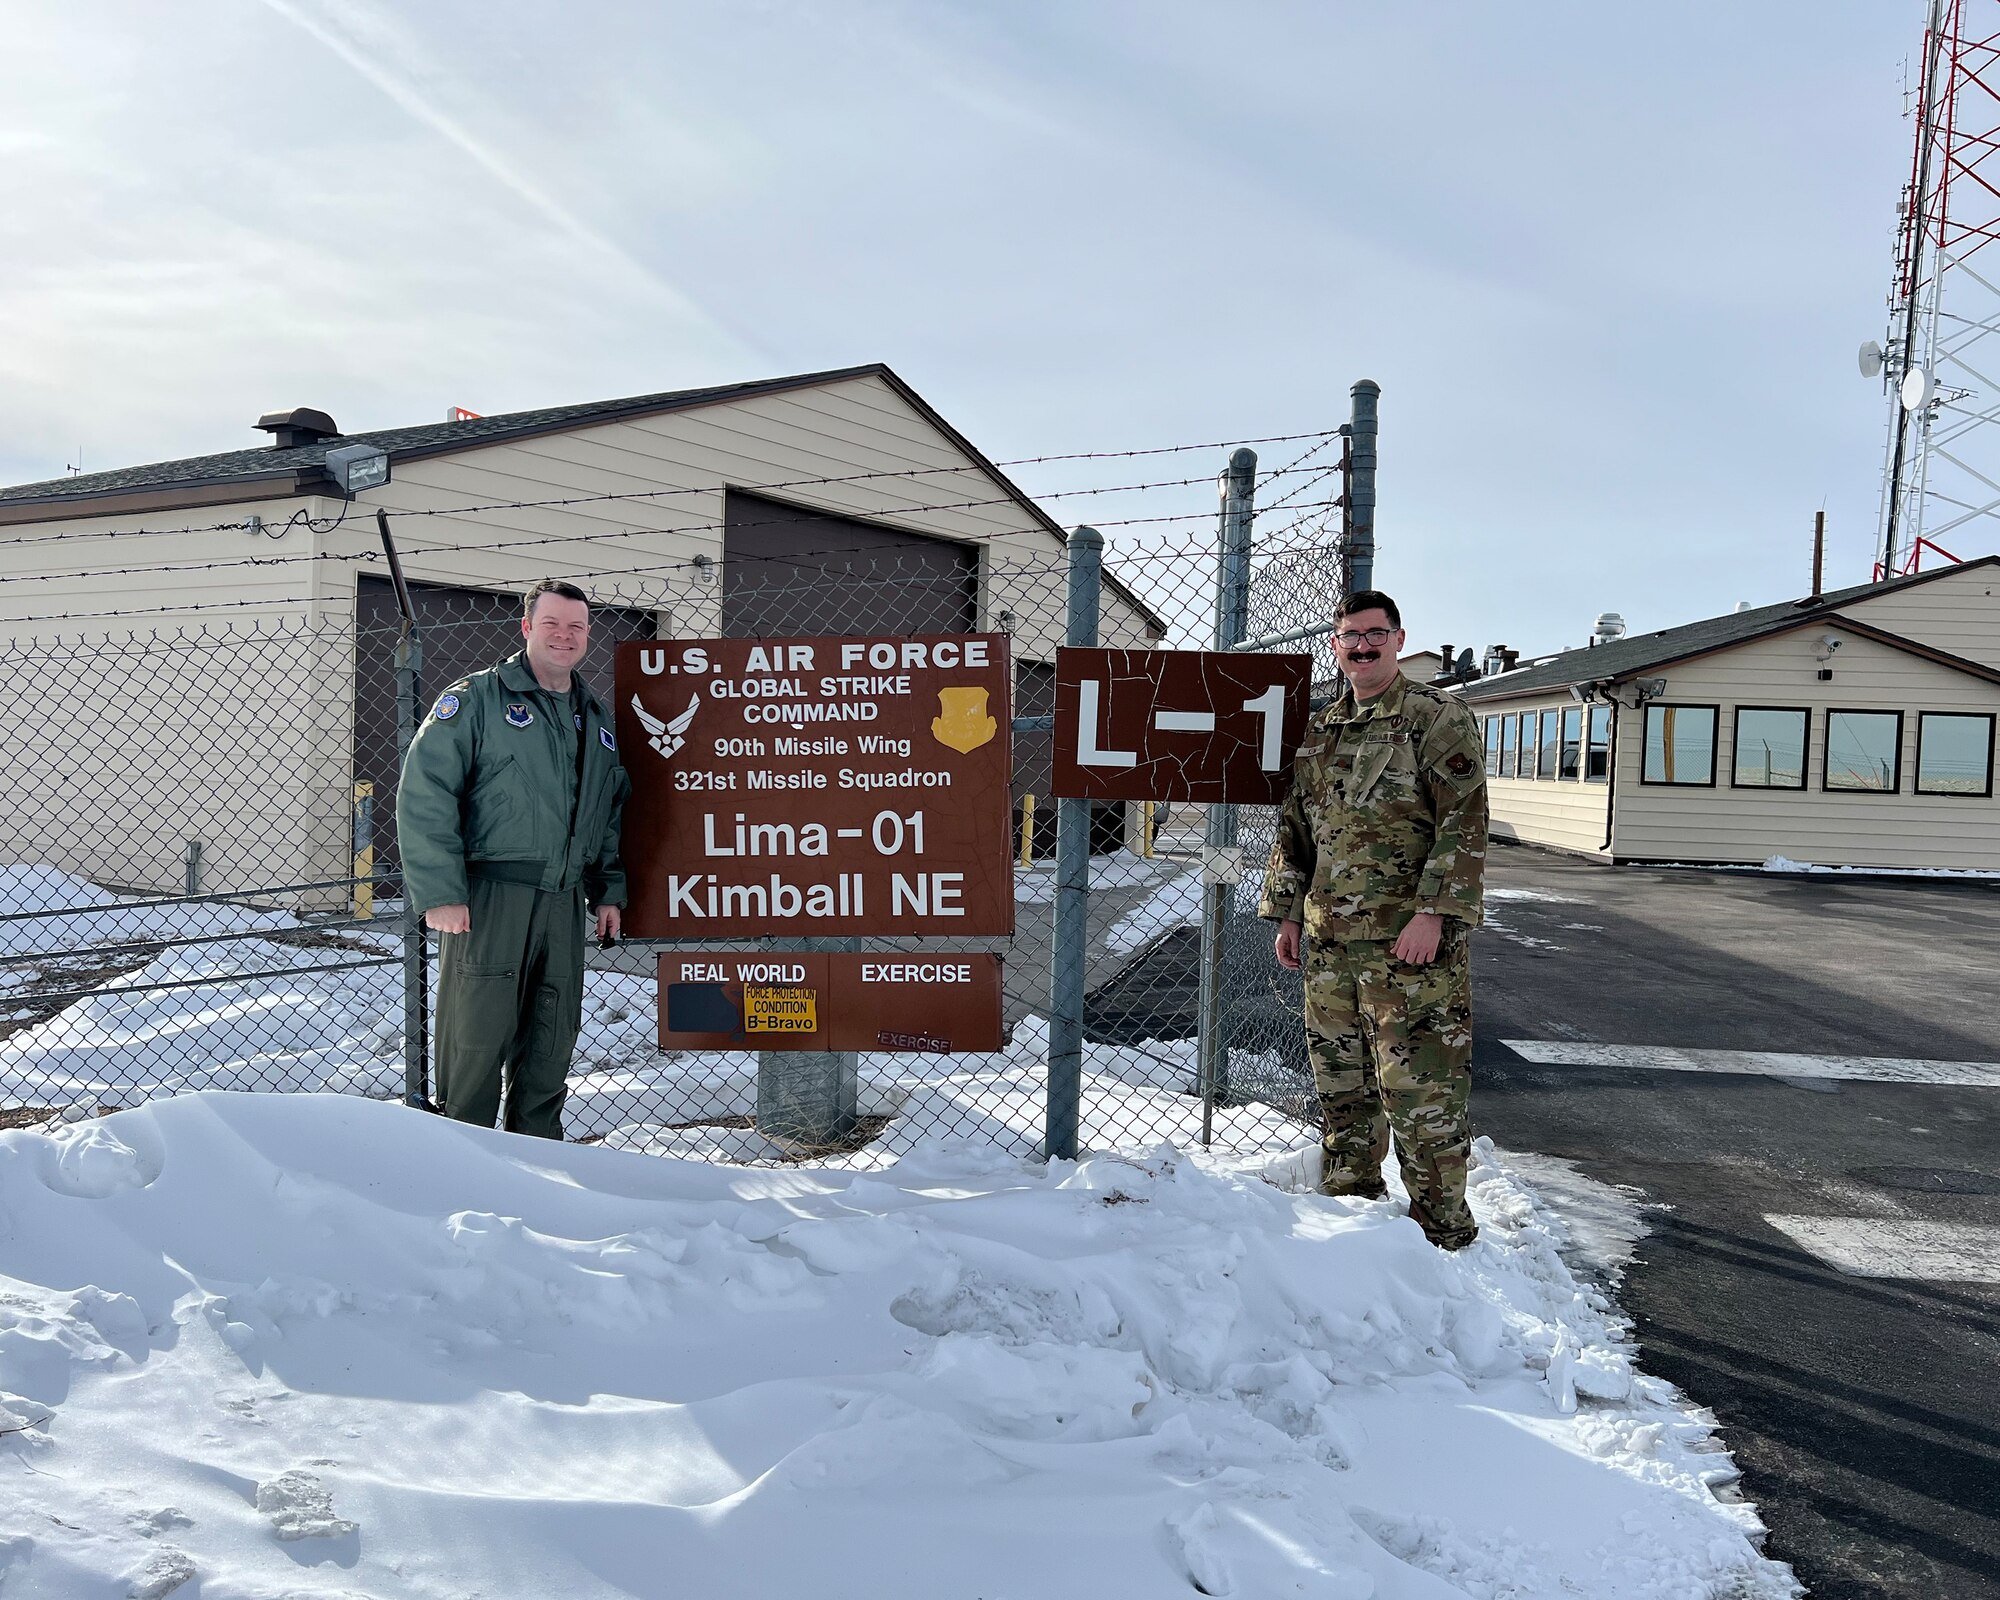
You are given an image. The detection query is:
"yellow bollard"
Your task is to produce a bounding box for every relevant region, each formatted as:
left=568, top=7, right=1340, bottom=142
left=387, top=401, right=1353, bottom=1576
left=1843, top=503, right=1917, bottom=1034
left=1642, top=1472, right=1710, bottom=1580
left=1018, top=793, right=1036, bottom=868
left=1141, top=800, right=1155, bottom=858
left=353, top=780, right=375, bottom=920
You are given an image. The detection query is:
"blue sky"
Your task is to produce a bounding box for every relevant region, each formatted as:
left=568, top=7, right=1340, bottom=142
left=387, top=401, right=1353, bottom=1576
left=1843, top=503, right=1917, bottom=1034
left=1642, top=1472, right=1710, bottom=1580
left=0, top=1, right=1927, bottom=655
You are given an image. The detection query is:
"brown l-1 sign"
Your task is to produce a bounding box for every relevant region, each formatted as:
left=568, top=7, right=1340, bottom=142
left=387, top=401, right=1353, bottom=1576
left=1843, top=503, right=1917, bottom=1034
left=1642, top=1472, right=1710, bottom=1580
left=617, top=636, right=1014, bottom=936
left=1051, top=648, right=1314, bottom=803
left=658, top=951, right=1004, bottom=1053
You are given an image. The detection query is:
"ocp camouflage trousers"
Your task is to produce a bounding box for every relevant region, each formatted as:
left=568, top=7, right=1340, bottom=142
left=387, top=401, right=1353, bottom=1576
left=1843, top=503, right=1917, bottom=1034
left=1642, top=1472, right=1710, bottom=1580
left=1302, top=929, right=1476, bottom=1248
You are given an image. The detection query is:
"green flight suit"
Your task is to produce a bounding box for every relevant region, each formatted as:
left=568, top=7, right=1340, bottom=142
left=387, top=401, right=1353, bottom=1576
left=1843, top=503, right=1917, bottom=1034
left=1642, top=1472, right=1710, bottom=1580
left=397, top=651, right=630, bottom=1138
left=1259, top=674, right=1488, bottom=1248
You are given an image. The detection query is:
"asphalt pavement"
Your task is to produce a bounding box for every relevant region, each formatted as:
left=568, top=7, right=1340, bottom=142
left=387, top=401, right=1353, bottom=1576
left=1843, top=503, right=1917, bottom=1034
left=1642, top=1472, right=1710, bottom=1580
left=1471, top=850, right=2000, bottom=1600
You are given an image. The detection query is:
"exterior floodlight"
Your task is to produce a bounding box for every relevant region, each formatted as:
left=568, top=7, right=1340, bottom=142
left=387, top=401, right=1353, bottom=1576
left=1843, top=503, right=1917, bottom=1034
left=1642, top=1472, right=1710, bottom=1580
left=1859, top=340, right=1884, bottom=378
left=325, top=443, right=391, bottom=497
left=1900, top=365, right=1937, bottom=413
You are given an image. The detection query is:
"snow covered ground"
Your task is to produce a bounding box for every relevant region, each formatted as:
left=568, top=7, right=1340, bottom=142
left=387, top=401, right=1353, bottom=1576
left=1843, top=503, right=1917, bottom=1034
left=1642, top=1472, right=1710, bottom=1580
left=0, top=1094, right=1796, bottom=1599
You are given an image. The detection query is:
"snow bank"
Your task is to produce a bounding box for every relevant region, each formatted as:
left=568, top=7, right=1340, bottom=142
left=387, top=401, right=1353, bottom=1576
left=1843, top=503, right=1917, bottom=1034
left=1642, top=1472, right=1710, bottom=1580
left=0, top=1093, right=1796, bottom=1598
left=0, top=865, right=291, bottom=958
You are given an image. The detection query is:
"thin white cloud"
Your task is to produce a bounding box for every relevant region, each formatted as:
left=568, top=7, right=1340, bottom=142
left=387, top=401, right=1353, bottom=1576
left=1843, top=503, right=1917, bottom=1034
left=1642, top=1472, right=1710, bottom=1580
left=255, top=0, right=758, bottom=363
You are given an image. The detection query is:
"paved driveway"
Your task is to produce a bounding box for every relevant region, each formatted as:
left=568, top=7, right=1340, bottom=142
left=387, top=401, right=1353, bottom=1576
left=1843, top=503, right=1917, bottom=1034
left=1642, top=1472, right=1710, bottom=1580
left=1472, top=850, right=2000, bottom=1600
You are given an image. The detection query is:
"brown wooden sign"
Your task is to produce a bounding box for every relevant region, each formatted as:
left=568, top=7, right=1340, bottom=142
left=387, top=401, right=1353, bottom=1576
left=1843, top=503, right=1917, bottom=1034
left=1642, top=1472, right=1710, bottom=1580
left=616, top=636, right=1014, bottom=936
left=1050, top=648, right=1314, bottom=804
left=657, top=951, right=1004, bottom=1053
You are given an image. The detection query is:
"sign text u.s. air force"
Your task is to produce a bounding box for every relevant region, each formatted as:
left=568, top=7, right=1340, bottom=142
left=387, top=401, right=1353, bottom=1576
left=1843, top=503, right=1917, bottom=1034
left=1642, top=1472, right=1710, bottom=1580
left=616, top=635, right=1014, bottom=936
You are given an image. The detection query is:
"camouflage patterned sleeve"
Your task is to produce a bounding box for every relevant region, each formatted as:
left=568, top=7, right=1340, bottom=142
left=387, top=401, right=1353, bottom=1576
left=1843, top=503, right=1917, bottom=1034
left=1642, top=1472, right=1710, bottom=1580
left=1415, top=702, right=1488, bottom=925
left=1258, top=774, right=1315, bottom=923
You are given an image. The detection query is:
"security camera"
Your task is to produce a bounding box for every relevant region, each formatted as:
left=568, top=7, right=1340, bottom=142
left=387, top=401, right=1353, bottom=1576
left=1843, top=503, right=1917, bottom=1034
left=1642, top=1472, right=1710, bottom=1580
left=1821, top=635, right=1842, bottom=652
left=1567, top=684, right=1592, bottom=703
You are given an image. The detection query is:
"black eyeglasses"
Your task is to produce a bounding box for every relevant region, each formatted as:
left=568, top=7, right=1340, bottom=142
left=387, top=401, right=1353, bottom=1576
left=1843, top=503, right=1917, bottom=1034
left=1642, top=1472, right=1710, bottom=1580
left=1332, top=627, right=1396, bottom=648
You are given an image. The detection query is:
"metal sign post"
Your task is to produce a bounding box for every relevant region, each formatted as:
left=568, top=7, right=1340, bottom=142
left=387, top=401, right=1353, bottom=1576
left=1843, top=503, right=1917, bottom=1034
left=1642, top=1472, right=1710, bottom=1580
left=1199, top=450, right=1257, bottom=1142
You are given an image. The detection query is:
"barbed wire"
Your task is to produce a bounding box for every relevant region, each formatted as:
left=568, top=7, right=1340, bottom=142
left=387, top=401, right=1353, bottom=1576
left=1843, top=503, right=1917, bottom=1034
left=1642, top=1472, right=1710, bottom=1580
left=0, top=500, right=1343, bottom=625
left=0, top=429, right=1341, bottom=551
left=0, top=487, right=1342, bottom=592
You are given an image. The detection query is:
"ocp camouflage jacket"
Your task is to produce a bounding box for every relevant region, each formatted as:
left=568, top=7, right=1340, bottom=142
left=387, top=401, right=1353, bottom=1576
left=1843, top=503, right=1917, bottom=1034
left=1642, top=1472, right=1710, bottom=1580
left=1258, top=674, right=1487, bottom=942
left=396, top=652, right=630, bottom=918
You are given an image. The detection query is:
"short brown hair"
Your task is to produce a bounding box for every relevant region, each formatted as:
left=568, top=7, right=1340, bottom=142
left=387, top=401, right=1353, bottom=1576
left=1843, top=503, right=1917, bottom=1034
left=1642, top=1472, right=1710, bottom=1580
left=523, top=579, right=589, bottom=619
left=1335, top=589, right=1401, bottom=629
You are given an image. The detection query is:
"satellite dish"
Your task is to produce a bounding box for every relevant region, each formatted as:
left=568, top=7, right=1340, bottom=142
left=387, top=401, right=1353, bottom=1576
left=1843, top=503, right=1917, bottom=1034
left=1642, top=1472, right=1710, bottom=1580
left=1900, top=365, right=1937, bottom=412
left=1859, top=340, right=1884, bottom=378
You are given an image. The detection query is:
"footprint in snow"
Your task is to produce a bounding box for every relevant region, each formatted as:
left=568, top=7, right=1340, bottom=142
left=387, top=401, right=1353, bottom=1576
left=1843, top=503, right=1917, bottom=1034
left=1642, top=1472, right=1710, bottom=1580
left=127, top=1546, right=196, bottom=1599
left=255, top=1471, right=359, bottom=1542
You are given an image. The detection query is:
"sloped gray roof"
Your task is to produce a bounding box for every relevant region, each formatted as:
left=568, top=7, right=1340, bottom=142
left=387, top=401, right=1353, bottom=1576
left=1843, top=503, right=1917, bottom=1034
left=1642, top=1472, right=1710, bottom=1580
left=1460, top=555, right=2000, bottom=702
left=0, top=365, right=889, bottom=506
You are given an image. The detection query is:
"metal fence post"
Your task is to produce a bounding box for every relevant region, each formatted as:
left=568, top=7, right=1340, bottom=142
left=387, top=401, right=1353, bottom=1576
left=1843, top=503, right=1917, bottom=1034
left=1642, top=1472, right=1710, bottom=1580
left=1343, top=379, right=1379, bottom=595
left=1046, top=525, right=1103, bottom=1162
left=1197, top=449, right=1256, bottom=1146
left=378, top=511, right=432, bottom=1111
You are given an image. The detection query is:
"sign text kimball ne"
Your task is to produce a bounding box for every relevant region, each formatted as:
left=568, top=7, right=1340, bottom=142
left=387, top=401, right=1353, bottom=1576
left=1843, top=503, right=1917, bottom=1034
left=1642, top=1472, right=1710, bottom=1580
left=616, top=635, right=1014, bottom=937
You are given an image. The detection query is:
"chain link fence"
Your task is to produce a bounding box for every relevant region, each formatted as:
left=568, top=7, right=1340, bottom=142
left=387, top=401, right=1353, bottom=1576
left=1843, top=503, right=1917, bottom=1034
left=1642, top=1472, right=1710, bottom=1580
left=0, top=464, right=1346, bottom=1166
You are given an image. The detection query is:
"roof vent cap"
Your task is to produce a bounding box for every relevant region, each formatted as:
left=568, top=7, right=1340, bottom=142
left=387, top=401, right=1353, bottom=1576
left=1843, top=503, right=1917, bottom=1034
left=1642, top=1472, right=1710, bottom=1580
left=1592, top=611, right=1627, bottom=643
left=255, top=408, right=340, bottom=449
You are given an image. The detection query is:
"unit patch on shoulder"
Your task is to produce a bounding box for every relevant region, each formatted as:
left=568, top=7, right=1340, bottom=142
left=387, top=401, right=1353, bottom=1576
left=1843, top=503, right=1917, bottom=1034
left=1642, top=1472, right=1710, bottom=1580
left=504, top=702, right=535, bottom=728
left=599, top=727, right=617, bottom=752
left=432, top=693, right=461, bottom=720
left=1445, top=751, right=1478, bottom=779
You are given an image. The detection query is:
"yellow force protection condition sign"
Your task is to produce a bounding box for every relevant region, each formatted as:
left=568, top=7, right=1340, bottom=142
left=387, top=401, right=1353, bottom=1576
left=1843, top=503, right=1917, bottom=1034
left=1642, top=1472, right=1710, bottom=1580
left=743, top=985, right=818, bottom=1033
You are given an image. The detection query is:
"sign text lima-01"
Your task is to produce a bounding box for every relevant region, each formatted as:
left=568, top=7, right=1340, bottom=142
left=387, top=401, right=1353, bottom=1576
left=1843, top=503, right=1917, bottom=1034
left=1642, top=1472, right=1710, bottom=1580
left=615, top=635, right=1014, bottom=937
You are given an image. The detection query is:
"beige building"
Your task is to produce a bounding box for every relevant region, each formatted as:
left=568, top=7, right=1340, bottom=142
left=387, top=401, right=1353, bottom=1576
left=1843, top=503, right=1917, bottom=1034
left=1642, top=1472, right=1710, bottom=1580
left=0, top=364, right=1163, bottom=896
left=1460, top=559, right=2000, bottom=871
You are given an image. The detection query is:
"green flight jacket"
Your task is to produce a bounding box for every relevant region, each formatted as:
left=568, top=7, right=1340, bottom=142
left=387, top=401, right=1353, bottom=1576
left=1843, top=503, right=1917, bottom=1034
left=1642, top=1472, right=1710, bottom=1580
left=397, top=651, right=631, bottom=918
left=1259, top=673, right=1488, bottom=942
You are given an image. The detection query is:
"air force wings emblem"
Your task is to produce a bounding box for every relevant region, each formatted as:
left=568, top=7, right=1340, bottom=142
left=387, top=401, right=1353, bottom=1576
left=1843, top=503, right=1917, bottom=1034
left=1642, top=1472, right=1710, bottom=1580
left=633, top=692, right=699, bottom=761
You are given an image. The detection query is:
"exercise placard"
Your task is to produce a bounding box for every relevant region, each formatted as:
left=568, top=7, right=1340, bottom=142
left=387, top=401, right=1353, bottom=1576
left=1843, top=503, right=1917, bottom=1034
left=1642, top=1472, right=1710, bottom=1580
left=657, top=951, right=1004, bottom=1053
left=617, top=635, right=1014, bottom=936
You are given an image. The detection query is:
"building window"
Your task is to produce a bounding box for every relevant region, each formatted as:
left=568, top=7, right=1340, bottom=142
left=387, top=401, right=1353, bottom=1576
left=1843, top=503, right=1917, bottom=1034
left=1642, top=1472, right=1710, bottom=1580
left=1641, top=704, right=1717, bottom=785
left=1731, top=707, right=1809, bottom=790
left=1824, top=709, right=1903, bottom=793
left=1484, top=716, right=1502, bottom=776
left=1516, top=712, right=1534, bottom=777
left=1559, top=706, right=1583, bottom=779
left=1585, top=704, right=1611, bottom=783
left=1537, top=709, right=1560, bottom=779
left=1498, top=713, right=1517, bottom=777
left=1915, top=711, right=1995, bottom=796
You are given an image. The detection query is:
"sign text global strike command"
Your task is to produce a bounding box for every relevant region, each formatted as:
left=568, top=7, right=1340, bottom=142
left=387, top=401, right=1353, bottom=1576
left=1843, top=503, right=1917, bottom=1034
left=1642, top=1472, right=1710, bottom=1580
left=616, top=635, right=1014, bottom=937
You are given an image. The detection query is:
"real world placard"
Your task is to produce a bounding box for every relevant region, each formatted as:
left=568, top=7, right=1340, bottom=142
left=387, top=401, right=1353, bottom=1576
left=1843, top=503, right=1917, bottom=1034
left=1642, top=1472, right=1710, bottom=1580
left=616, top=634, right=1015, bottom=936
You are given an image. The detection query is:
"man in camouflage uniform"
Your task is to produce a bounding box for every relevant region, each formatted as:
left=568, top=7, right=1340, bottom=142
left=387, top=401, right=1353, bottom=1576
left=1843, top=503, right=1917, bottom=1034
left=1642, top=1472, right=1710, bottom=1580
left=1260, top=590, right=1488, bottom=1249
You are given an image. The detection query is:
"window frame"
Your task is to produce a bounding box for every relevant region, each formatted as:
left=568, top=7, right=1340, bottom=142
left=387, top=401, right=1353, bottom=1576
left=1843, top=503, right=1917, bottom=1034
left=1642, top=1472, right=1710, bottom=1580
left=1584, top=703, right=1611, bottom=784
left=1914, top=710, right=1997, bottom=799
left=1558, top=705, right=1583, bottom=780
left=1515, top=711, right=1533, bottom=777
left=1484, top=716, right=1502, bottom=777
left=1536, top=708, right=1560, bottom=780
left=1497, top=712, right=1517, bottom=778
left=1821, top=707, right=1905, bottom=795
left=1728, top=704, right=1811, bottom=792
left=1639, top=702, right=1720, bottom=788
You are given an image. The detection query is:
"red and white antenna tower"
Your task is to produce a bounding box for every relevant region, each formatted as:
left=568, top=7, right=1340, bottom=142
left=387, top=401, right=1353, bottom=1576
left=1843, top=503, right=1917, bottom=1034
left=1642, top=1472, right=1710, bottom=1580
left=1868, top=0, right=2000, bottom=579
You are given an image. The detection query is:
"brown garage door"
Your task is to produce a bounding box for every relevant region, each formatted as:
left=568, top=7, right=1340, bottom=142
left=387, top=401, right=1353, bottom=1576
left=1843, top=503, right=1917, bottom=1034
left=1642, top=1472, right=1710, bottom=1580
left=353, top=576, right=655, bottom=877
left=722, top=488, right=978, bottom=637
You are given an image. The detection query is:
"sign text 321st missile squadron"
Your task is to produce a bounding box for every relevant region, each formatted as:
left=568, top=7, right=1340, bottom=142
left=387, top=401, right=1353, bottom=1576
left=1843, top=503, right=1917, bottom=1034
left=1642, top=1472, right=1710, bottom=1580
left=616, top=635, right=1014, bottom=937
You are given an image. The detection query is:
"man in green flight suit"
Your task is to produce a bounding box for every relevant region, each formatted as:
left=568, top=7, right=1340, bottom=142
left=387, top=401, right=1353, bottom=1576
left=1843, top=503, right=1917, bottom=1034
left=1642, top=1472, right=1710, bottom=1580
left=1260, top=589, right=1488, bottom=1249
left=397, top=580, right=630, bottom=1139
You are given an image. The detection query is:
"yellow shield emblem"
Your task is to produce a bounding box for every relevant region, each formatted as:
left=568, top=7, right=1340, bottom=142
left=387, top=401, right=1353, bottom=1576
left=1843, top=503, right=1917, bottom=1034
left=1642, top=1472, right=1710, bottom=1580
left=931, top=686, right=997, bottom=753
